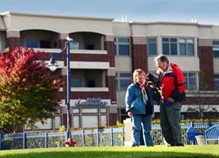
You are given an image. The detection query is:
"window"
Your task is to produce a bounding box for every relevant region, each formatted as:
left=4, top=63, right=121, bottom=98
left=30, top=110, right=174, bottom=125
left=40, top=40, right=51, bottom=48
left=73, top=108, right=80, bottom=113
left=116, top=72, right=131, bottom=91
left=82, top=116, right=98, bottom=128
left=34, top=118, right=52, bottom=129
left=213, top=40, right=219, bottom=57
left=148, top=38, right=157, bottom=55
left=214, top=74, right=219, bottom=90
left=162, top=37, right=195, bottom=56
left=73, top=116, right=80, bottom=128
left=100, top=108, right=107, bottom=113
left=100, top=115, right=107, bottom=126
left=70, top=42, right=80, bottom=49
left=162, top=38, right=177, bottom=55
left=86, top=44, right=95, bottom=50
left=184, top=72, right=197, bottom=90
left=25, top=39, right=39, bottom=48
left=25, top=39, right=53, bottom=48
left=72, top=107, right=109, bottom=128
left=179, top=38, right=194, bottom=56
left=114, top=37, right=130, bottom=55
left=82, top=108, right=98, bottom=113
left=54, top=116, right=61, bottom=129
left=71, top=77, right=81, bottom=87
left=87, top=80, right=95, bottom=87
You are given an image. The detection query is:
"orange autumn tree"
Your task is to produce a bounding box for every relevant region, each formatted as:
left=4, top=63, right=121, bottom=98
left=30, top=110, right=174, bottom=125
left=0, top=47, right=62, bottom=133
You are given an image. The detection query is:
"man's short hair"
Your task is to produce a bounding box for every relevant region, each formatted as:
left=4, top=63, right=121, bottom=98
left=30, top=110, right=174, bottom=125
left=154, top=54, right=169, bottom=63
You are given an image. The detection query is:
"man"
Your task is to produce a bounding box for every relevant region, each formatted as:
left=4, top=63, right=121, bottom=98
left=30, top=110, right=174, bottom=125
left=125, top=69, right=154, bottom=147
left=154, top=55, right=186, bottom=146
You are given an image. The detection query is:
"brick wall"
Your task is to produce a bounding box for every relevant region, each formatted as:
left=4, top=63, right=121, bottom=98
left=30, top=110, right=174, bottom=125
left=198, top=39, right=214, bottom=90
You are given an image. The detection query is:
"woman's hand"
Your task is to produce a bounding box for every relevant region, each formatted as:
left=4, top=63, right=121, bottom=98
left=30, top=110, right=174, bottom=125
left=128, top=112, right=133, bottom=118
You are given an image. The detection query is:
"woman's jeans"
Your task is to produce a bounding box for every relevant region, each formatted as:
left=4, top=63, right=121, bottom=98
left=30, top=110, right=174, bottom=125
left=131, top=114, right=153, bottom=146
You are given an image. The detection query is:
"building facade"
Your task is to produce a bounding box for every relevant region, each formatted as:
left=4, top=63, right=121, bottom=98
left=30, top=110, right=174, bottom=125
left=0, top=12, right=219, bottom=131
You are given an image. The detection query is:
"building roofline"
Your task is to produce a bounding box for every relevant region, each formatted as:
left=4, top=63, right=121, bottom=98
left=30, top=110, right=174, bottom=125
left=0, top=11, right=217, bottom=27
left=0, top=11, right=114, bottom=21
left=114, top=20, right=214, bottom=27
left=131, top=21, right=213, bottom=27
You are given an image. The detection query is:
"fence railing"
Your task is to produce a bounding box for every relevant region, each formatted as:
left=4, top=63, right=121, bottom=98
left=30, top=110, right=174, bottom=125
left=0, top=122, right=218, bottom=150
left=0, top=127, right=125, bottom=150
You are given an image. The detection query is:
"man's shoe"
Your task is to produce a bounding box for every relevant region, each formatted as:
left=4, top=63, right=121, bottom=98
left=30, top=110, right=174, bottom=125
left=175, top=143, right=184, bottom=146
left=166, top=143, right=174, bottom=147
left=132, top=144, right=139, bottom=147
left=170, top=143, right=184, bottom=147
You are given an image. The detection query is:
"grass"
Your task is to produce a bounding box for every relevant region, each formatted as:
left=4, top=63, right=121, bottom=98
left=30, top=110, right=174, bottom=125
left=0, top=145, right=219, bottom=158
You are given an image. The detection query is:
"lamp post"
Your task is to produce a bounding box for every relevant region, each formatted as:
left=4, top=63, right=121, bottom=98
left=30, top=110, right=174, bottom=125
left=48, top=37, right=73, bottom=139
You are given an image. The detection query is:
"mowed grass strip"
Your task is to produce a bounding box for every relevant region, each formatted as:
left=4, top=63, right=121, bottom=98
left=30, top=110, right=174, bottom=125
left=0, top=145, right=218, bottom=158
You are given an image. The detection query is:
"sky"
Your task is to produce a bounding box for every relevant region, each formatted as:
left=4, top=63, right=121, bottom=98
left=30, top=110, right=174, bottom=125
left=0, top=0, right=219, bottom=25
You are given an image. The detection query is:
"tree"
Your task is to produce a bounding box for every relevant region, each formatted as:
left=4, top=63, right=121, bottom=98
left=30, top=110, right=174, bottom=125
left=0, top=47, right=62, bottom=133
left=186, top=71, right=218, bottom=121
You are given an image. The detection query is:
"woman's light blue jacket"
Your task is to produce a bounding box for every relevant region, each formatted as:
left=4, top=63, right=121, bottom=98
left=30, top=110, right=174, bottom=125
left=125, top=83, right=154, bottom=115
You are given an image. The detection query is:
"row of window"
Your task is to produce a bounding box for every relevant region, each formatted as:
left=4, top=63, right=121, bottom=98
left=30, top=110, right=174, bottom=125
left=161, top=38, right=194, bottom=56
left=114, top=37, right=195, bottom=56
left=73, top=115, right=107, bottom=128
left=23, top=37, right=196, bottom=56
left=25, top=114, right=107, bottom=130
left=114, top=37, right=219, bottom=57
left=116, top=72, right=219, bottom=91
left=25, top=39, right=58, bottom=48
left=25, top=116, right=61, bottom=130
left=73, top=107, right=108, bottom=128
left=18, top=37, right=219, bottom=58
left=25, top=107, right=108, bottom=130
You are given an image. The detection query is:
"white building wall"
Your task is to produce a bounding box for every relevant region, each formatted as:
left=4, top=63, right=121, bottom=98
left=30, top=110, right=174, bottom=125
left=1, top=12, right=114, bottom=35
left=115, top=56, right=132, bottom=71
left=112, top=22, right=131, bottom=36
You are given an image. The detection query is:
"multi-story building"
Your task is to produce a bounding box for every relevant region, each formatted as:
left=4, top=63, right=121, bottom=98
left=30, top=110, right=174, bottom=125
left=0, top=11, right=219, bottom=131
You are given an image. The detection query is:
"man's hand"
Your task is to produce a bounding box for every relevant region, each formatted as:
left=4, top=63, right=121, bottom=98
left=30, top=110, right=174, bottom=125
left=164, top=98, right=175, bottom=106
left=164, top=100, right=171, bottom=106
left=168, top=97, right=175, bottom=103
left=128, top=112, right=133, bottom=118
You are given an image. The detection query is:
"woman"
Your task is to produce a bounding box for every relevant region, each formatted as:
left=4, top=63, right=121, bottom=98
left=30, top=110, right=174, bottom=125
left=125, top=68, right=154, bottom=147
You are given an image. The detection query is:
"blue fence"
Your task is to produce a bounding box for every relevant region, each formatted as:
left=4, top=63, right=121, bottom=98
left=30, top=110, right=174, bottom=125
left=0, top=122, right=218, bottom=150
left=0, top=127, right=125, bottom=150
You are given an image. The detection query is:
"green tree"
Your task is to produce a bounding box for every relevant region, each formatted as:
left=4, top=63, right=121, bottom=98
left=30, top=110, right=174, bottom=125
left=0, top=47, right=62, bottom=133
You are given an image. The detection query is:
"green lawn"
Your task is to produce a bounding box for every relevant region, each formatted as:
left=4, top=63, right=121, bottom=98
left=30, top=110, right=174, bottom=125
left=0, top=145, right=218, bottom=158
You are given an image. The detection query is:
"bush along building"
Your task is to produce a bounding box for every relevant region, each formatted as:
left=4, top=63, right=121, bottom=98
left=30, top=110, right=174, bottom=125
left=0, top=11, right=219, bottom=131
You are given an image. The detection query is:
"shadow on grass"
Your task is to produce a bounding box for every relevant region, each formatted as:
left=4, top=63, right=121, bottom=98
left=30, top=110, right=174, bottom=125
left=1, top=151, right=218, bottom=158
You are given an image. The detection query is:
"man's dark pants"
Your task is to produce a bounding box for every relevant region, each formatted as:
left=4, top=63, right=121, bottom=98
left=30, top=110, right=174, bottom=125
left=160, top=102, right=183, bottom=146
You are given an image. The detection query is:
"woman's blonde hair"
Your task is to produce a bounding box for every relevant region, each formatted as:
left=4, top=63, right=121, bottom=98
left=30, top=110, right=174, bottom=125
left=132, top=68, right=145, bottom=82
